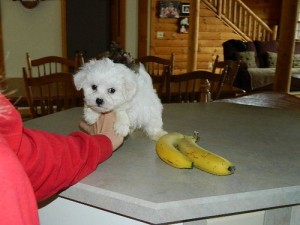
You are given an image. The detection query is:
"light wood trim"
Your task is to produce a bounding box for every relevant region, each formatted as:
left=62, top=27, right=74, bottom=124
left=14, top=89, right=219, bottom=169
left=187, top=0, right=200, bottom=72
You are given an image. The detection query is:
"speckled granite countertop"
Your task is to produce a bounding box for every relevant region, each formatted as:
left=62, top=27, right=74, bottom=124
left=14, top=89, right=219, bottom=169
left=25, top=103, right=300, bottom=224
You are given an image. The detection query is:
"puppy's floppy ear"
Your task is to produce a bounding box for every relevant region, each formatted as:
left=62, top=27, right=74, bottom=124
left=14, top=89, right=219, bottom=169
left=123, top=76, right=136, bottom=100
left=73, top=70, right=86, bottom=90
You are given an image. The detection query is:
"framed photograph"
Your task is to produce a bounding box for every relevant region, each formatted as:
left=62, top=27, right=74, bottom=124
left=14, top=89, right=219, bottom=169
left=180, top=3, right=190, bottom=15
left=159, top=1, right=180, bottom=18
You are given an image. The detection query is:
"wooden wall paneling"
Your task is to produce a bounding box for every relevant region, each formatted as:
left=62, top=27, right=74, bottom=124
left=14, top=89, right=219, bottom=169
left=242, top=0, right=282, bottom=27
left=149, top=0, right=279, bottom=73
left=149, top=0, right=244, bottom=73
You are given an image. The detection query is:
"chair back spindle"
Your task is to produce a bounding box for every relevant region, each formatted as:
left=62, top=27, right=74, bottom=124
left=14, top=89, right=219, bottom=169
left=166, top=68, right=228, bottom=103
left=136, top=53, right=174, bottom=102
left=23, top=67, right=78, bottom=118
left=23, top=53, right=84, bottom=118
left=212, top=55, right=245, bottom=98
left=26, top=52, right=84, bottom=78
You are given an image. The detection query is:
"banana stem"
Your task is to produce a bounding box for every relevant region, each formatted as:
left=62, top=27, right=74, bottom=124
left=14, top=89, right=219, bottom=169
left=193, top=131, right=200, bottom=142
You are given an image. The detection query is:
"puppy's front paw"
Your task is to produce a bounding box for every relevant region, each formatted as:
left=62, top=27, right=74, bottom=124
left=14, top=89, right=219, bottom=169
left=83, top=108, right=100, bottom=125
left=114, top=122, right=130, bottom=137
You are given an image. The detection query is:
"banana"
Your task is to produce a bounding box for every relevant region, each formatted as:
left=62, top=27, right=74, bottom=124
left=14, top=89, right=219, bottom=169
left=177, top=136, right=235, bottom=175
left=155, top=132, right=193, bottom=169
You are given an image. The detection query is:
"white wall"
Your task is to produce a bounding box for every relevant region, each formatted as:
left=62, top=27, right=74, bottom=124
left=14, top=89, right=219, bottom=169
left=1, top=0, right=62, bottom=78
left=1, top=0, right=139, bottom=78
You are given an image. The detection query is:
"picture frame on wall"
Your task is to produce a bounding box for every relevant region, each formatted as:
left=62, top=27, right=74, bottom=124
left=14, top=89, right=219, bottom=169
left=180, top=3, right=190, bottom=15
left=159, top=1, right=181, bottom=18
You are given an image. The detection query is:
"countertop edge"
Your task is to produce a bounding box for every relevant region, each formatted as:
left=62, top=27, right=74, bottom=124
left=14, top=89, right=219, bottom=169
left=60, top=184, right=300, bottom=224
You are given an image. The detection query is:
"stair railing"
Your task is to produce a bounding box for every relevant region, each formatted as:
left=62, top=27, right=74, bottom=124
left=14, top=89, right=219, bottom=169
left=203, top=0, right=278, bottom=41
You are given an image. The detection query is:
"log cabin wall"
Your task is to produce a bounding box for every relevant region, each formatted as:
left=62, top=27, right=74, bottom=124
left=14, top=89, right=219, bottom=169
left=150, top=0, right=281, bottom=74
left=242, top=0, right=282, bottom=28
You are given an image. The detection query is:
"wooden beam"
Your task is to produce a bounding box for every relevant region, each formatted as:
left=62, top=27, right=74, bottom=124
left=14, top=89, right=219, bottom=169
left=110, top=0, right=126, bottom=49
left=187, top=0, right=201, bottom=72
left=274, top=0, right=299, bottom=92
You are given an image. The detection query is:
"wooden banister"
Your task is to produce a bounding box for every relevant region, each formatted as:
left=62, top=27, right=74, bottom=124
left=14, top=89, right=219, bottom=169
left=203, top=0, right=278, bottom=41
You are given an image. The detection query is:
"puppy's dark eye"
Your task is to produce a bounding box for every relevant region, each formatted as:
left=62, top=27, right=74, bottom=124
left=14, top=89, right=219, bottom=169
left=91, top=85, right=97, bottom=90
left=108, top=88, right=115, bottom=94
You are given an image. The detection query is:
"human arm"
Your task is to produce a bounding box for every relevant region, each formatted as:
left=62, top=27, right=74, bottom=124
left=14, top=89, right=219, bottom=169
left=20, top=112, right=124, bottom=201
left=0, top=93, right=122, bottom=202
left=19, top=128, right=113, bottom=201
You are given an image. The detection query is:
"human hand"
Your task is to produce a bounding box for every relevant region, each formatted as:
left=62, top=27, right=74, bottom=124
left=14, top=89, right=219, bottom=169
left=79, top=112, right=124, bottom=151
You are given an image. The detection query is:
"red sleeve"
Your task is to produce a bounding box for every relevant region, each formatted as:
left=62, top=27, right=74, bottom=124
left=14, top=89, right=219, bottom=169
left=0, top=93, right=113, bottom=202
left=19, top=128, right=113, bottom=201
left=0, top=137, right=39, bottom=225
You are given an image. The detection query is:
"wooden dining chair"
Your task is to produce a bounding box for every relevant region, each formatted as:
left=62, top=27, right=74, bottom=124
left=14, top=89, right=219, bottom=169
left=23, top=67, right=79, bottom=118
left=166, top=69, right=228, bottom=103
left=212, top=55, right=246, bottom=98
left=136, top=53, right=175, bottom=102
left=26, top=52, right=84, bottom=78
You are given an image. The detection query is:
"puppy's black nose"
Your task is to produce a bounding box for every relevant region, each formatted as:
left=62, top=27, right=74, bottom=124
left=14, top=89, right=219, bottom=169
left=96, top=98, right=104, bottom=106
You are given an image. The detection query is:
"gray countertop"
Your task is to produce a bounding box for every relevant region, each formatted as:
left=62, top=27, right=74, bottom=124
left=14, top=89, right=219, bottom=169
left=25, top=102, right=300, bottom=224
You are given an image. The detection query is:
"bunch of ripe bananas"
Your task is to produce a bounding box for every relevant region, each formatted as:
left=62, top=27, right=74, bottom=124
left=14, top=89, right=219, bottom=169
left=155, top=132, right=235, bottom=176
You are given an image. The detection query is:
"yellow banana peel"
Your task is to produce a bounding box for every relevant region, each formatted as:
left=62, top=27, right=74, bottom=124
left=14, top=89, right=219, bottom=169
left=177, top=135, right=235, bottom=175
left=155, top=132, right=235, bottom=175
left=155, top=132, right=193, bottom=169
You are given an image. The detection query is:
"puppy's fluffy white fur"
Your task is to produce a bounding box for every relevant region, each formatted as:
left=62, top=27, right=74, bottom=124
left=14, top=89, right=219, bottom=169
left=74, top=58, right=167, bottom=140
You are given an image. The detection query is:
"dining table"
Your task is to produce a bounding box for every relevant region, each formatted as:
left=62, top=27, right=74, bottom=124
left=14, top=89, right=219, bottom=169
left=24, top=94, right=300, bottom=225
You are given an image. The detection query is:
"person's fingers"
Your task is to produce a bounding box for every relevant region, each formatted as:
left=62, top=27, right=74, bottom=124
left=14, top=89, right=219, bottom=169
left=79, top=120, right=94, bottom=134
left=79, top=113, right=106, bottom=135
left=96, top=112, right=115, bottom=133
left=79, top=112, right=124, bottom=151
left=98, top=112, right=124, bottom=151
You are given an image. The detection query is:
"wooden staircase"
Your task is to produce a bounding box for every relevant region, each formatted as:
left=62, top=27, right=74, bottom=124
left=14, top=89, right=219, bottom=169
left=203, top=0, right=278, bottom=41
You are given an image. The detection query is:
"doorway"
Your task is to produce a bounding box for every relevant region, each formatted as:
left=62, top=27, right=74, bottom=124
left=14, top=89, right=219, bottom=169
left=65, top=0, right=111, bottom=60
left=62, top=0, right=127, bottom=61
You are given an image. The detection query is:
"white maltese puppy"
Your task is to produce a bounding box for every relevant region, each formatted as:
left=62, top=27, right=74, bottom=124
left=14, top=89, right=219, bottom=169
left=74, top=58, right=167, bottom=140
